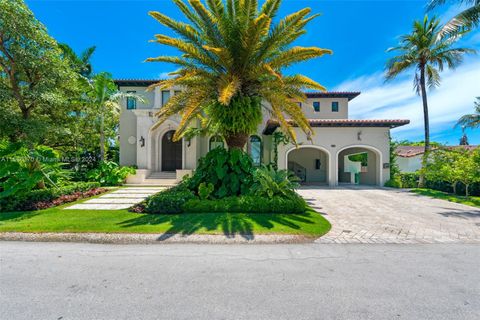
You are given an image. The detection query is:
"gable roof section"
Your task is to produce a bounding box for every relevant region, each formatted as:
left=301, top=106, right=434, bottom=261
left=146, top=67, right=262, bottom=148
left=263, top=119, right=410, bottom=134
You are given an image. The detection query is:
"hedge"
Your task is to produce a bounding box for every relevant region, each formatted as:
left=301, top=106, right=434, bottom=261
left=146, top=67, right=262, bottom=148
left=182, top=195, right=307, bottom=214
left=390, top=172, right=480, bottom=196
left=0, top=182, right=102, bottom=212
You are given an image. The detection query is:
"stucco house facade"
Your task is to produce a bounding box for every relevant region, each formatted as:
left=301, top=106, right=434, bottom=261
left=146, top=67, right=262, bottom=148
left=115, top=79, right=409, bottom=186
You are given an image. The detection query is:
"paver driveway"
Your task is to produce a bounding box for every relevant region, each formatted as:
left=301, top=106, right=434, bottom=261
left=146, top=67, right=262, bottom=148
left=297, top=186, right=480, bottom=244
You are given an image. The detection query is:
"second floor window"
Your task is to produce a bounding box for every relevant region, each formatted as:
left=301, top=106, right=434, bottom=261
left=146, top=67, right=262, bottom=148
left=126, top=91, right=136, bottom=110
left=313, top=101, right=320, bottom=112
left=332, top=101, right=339, bottom=112
left=162, top=90, right=170, bottom=106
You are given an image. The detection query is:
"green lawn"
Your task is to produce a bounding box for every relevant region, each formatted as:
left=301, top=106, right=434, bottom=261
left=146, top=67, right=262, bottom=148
left=411, top=188, right=480, bottom=208
left=0, top=200, right=331, bottom=237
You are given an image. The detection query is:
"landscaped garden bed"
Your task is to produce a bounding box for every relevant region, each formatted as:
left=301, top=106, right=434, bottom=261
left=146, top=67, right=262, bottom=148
left=0, top=182, right=108, bottom=212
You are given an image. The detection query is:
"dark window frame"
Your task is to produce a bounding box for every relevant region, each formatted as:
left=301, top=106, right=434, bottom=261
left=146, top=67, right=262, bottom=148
left=332, top=101, right=339, bottom=112
left=161, top=90, right=171, bottom=106
left=126, top=91, right=137, bottom=110
left=313, top=101, right=320, bottom=112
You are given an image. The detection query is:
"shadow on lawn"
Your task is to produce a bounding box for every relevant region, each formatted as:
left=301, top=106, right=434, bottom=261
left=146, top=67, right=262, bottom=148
left=117, top=211, right=317, bottom=241
left=0, top=211, right=40, bottom=223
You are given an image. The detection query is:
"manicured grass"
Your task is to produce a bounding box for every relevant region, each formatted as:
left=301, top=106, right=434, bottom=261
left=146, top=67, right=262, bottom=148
left=0, top=202, right=331, bottom=237
left=412, top=188, right=480, bottom=208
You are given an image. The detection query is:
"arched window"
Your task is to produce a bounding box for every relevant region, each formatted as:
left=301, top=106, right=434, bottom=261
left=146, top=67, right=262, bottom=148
left=209, top=135, right=224, bottom=151
left=248, top=135, right=262, bottom=166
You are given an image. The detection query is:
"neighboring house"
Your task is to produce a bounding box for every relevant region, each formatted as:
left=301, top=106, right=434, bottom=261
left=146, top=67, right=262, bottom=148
left=395, top=145, right=478, bottom=173
left=115, top=79, right=409, bottom=186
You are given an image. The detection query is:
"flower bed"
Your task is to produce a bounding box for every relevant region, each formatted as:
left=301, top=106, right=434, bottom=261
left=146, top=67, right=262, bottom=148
left=0, top=182, right=106, bottom=212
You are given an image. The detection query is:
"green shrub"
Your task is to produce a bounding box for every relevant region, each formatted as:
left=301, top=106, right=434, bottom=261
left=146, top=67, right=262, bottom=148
left=0, top=182, right=101, bottom=212
left=144, top=184, right=196, bottom=214
left=398, top=172, right=419, bottom=188
left=250, top=166, right=300, bottom=198
left=198, top=182, right=214, bottom=200
left=0, top=141, right=71, bottom=198
left=183, top=194, right=307, bottom=214
left=87, top=161, right=135, bottom=186
left=384, top=178, right=402, bottom=188
left=187, top=148, right=254, bottom=198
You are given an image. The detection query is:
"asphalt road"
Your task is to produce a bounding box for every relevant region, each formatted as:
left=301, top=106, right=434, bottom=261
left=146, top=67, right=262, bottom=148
left=1, top=242, right=479, bottom=320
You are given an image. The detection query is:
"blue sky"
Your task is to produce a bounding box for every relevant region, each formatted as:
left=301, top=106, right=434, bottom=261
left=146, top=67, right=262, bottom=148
left=27, top=0, right=480, bottom=144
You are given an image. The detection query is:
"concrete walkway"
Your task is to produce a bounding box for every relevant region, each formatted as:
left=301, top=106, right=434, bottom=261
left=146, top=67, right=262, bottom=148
left=298, top=186, right=480, bottom=244
left=66, top=187, right=164, bottom=210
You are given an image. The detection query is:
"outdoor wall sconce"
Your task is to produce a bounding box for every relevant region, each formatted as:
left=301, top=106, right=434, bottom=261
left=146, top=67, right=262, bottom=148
left=315, top=159, right=321, bottom=170
left=187, top=139, right=191, bottom=147
left=357, top=131, right=362, bottom=141
left=139, top=136, right=145, bottom=147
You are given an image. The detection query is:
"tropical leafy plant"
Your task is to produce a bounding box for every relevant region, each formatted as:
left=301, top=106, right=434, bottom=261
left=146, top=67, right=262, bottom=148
left=187, top=148, right=254, bottom=198
left=427, top=0, right=480, bottom=37
left=386, top=15, right=475, bottom=186
left=147, top=0, right=331, bottom=148
left=0, top=141, right=70, bottom=198
left=456, top=97, right=480, bottom=130
left=86, top=161, right=135, bottom=186
left=250, top=166, right=300, bottom=198
left=198, top=182, right=214, bottom=200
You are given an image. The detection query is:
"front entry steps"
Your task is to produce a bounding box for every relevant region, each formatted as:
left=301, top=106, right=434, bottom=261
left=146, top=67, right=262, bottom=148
left=123, top=171, right=177, bottom=187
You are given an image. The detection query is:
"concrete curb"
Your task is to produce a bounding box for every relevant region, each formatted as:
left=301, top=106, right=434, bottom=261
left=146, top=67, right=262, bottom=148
left=0, top=232, right=315, bottom=244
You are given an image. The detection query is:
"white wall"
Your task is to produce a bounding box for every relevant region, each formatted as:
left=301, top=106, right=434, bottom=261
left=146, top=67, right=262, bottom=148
left=301, top=97, right=349, bottom=119
left=397, top=155, right=422, bottom=173
left=278, top=126, right=390, bottom=186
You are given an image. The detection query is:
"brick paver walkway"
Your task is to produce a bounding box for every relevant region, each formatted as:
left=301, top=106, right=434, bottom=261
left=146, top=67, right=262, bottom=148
left=66, top=187, right=164, bottom=210
left=298, top=186, right=480, bottom=244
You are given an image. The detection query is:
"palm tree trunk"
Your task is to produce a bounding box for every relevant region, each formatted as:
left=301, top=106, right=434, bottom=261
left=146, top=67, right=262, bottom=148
left=225, top=132, right=249, bottom=150
left=99, top=113, right=105, bottom=162
left=418, top=65, right=430, bottom=188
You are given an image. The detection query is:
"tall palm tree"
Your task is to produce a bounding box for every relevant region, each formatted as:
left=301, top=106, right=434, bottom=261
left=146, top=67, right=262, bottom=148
left=457, top=97, right=480, bottom=129
left=427, top=0, right=480, bottom=37
left=147, top=0, right=331, bottom=149
left=88, top=73, right=144, bottom=161
left=386, top=15, right=475, bottom=186
left=59, top=43, right=96, bottom=78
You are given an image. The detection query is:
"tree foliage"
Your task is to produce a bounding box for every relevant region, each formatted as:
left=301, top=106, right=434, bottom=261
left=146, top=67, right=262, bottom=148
left=0, top=0, right=78, bottom=142
left=427, top=0, right=480, bottom=37
left=456, top=97, right=480, bottom=130
left=386, top=15, right=475, bottom=186
left=147, top=0, right=331, bottom=148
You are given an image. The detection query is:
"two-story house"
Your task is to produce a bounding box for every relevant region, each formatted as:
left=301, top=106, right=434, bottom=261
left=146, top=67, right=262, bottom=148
left=115, top=79, right=409, bottom=186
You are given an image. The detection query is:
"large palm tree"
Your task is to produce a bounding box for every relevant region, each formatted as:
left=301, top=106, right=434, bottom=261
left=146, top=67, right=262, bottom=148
left=427, top=0, right=480, bottom=37
left=147, top=0, right=331, bottom=149
left=88, top=73, right=144, bottom=161
left=457, top=97, right=480, bottom=129
left=386, top=15, right=475, bottom=186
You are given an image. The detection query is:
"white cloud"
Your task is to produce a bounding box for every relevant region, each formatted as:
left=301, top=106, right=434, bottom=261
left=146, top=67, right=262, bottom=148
left=159, top=71, right=174, bottom=79
left=335, top=58, right=480, bottom=143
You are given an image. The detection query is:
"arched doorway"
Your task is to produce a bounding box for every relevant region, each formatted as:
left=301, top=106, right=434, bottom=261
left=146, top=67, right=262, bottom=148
left=161, top=130, right=182, bottom=172
left=286, top=146, right=330, bottom=184
left=336, top=146, right=381, bottom=186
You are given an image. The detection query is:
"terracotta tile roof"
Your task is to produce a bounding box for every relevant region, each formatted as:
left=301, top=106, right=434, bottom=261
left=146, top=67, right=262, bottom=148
left=395, top=145, right=479, bottom=158
left=263, top=118, right=410, bottom=134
